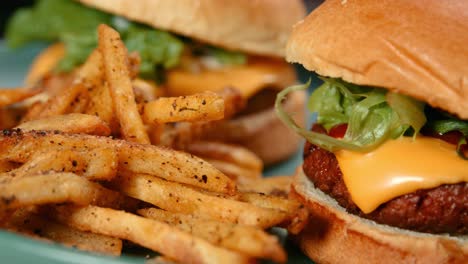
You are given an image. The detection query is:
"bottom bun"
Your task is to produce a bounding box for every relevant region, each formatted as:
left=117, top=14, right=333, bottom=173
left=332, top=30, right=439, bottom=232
left=291, top=167, right=468, bottom=264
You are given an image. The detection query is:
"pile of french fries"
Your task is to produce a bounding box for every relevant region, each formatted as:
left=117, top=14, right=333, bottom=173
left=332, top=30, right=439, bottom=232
left=0, top=24, right=308, bottom=263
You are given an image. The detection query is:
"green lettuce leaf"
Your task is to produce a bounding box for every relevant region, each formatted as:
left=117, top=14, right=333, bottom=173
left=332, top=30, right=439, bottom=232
left=206, top=47, right=247, bottom=65
left=6, top=0, right=111, bottom=48
left=277, top=78, right=428, bottom=152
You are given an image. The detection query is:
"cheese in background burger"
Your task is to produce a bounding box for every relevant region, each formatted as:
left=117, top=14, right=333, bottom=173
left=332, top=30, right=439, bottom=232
left=6, top=0, right=306, bottom=165
left=275, top=0, right=467, bottom=262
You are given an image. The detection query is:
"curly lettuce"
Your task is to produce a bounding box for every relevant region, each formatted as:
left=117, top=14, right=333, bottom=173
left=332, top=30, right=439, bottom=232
left=276, top=78, right=426, bottom=152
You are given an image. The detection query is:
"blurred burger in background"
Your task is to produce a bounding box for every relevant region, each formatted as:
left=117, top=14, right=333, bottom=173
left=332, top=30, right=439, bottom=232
left=5, top=0, right=306, bottom=166
left=276, top=0, right=467, bottom=262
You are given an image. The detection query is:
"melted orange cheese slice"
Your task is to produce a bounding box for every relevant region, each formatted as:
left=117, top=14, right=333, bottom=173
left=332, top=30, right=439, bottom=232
left=336, top=136, right=468, bottom=213
left=165, top=58, right=296, bottom=98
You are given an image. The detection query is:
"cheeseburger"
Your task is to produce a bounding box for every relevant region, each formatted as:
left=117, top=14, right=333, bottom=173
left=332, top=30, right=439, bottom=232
left=6, top=0, right=306, bottom=165
left=276, top=0, right=467, bottom=263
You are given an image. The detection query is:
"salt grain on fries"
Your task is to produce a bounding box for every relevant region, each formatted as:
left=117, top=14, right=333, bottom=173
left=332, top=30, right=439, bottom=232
left=0, top=24, right=308, bottom=263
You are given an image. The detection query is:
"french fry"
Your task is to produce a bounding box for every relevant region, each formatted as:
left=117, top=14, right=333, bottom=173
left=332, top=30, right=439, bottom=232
left=158, top=87, right=246, bottom=148
left=1, top=146, right=117, bottom=182
left=238, top=192, right=302, bottom=213
left=0, top=173, right=123, bottom=211
left=98, top=24, right=149, bottom=144
left=237, top=192, right=309, bottom=234
left=143, top=93, right=224, bottom=124
left=72, top=50, right=118, bottom=132
left=20, top=101, right=45, bottom=123
left=0, top=88, right=42, bottom=108
left=138, top=208, right=286, bottom=262
left=85, top=82, right=118, bottom=133
left=186, top=141, right=262, bottom=171
left=24, top=43, right=65, bottom=87
left=74, top=50, right=103, bottom=84
left=185, top=141, right=263, bottom=181
left=202, top=158, right=261, bottom=181
left=15, top=113, right=111, bottom=136
left=112, top=172, right=287, bottom=228
left=68, top=89, right=91, bottom=114
left=36, top=82, right=88, bottom=119
left=117, top=142, right=235, bottom=194
left=4, top=208, right=122, bottom=256
left=0, top=149, right=87, bottom=182
left=53, top=205, right=251, bottom=264
left=238, top=175, right=292, bottom=197
left=0, top=131, right=235, bottom=194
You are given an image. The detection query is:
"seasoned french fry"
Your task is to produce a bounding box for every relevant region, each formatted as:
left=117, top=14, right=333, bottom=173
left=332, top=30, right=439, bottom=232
left=0, top=149, right=87, bottom=181
left=71, top=49, right=117, bottom=132
left=237, top=175, right=292, bottom=197
left=143, top=93, right=224, bottom=124
left=0, top=88, right=42, bottom=108
left=112, top=172, right=287, bottom=228
left=68, top=89, right=91, bottom=114
left=238, top=192, right=302, bottom=213
left=185, top=141, right=262, bottom=171
left=158, top=87, right=246, bottom=148
left=74, top=50, right=103, bottom=84
left=53, top=205, right=251, bottom=264
left=138, top=208, right=286, bottom=262
left=0, top=173, right=123, bottom=211
left=24, top=43, right=65, bottom=87
left=237, top=192, right=309, bottom=235
left=202, top=158, right=261, bottom=181
left=20, top=101, right=45, bottom=123
left=16, top=113, right=111, bottom=136
left=86, top=82, right=118, bottom=132
left=4, top=208, right=122, bottom=256
left=1, top=146, right=117, bottom=182
left=98, top=24, right=149, bottom=144
left=117, top=143, right=234, bottom=194
left=36, top=82, right=88, bottom=119
left=0, top=131, right=235, bottom=194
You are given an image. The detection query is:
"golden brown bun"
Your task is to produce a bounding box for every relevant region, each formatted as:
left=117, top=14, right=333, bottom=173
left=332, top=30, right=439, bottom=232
left=291, top=168, right=468, bottom=264
left=286, top=0, right=468, bottom=119
left=78, top=0, right=306, bottom=57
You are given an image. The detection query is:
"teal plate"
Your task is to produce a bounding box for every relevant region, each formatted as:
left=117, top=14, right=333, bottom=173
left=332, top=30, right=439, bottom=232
left=0, top=42, right=313, bottom=263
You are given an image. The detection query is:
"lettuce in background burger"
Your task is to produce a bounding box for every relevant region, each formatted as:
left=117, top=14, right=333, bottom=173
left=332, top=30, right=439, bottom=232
left=276, top=0, right=467, bottom=262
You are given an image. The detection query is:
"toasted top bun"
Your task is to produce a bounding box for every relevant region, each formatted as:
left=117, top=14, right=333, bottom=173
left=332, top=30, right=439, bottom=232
left=286, top=0, right=468, bottom=119
left=78, top=0, right=306, bottom=57
left=291, top=167, right=468, bottom=264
